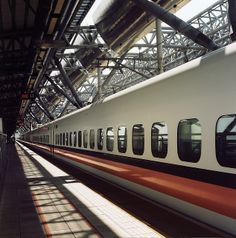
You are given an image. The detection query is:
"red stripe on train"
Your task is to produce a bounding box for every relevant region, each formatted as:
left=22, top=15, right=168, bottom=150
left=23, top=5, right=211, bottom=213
left=33, top=143, right=236, bottom=220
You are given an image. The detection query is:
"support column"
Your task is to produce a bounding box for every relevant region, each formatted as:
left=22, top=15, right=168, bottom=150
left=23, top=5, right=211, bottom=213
left=59, top=100, right=70, bottom=117
left=0, top=118, right=2, bottom=133
left=54, top=57, right=83, bottom=108
left=156, top=19, right=163, bottom=74
left=28, top=109, right=41, bottom=124
left=130, top=0, right=218, bottom=51
left=228, top=0, right=236, bottom=41
left=35, top=95, right=54, bottom=121
left=46, top=75, right=79, bottom=108
left=97, top=66, right=102, bottom=100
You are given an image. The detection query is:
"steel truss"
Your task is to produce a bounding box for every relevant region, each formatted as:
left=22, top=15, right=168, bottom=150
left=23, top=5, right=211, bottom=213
left=20, top=0, right=231, bottom=133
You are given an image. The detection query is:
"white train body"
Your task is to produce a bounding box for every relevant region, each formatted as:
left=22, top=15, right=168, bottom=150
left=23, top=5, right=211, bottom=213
left=21, top=42, right=236, bottom=235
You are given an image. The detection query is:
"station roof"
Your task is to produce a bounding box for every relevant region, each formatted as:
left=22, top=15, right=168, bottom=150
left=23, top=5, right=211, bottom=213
left=0, top=0, right=187, bottom=135
left=0, top=0, right=87, bottom=135
left=2, top=0, right=226, bottom=135
left=0, top=0, right=53, bottom=134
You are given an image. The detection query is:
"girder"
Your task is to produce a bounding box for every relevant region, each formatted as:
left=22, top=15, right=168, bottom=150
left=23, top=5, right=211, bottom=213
left=228, top=0, right=236, bottom=41
left=130, top=0, right=219, bottom=51
left=19, top=0, right=233, bottom=133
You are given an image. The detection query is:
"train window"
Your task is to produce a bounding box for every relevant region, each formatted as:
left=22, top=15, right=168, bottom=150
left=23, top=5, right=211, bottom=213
left=151, top=122, right=168, bottom=158
left=78, top=131, right=82, bottom=147
left=132, top=124, right=144, bottom=155
left=69, top=132, right=72, bottom=146
left=63, top=133, right=65, bottom=145
left=178, top=118, right=201, bottom=162
left=106, top=127, right=114, bottom=151
left=74, top=131, right=77, bottom=147
left=60, top=133, right=62, bottom=145
left=90, top=129, right=95, bottom=149
left=216, top=114, right=236, bottom=168
left=118, top=126, right=127, bottom=153
left=66, top=132, right=69, bottom=146
left=83, top=130, right=88, bottom=148
left=97, top=128, right=103, bottom=150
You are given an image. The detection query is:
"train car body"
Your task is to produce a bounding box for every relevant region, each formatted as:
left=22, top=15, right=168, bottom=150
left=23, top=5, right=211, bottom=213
left=20, top=42, right=236, bottom=235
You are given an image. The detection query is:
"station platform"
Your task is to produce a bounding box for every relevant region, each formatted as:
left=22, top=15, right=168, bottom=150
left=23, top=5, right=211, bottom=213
left=0, top=143, right=162, bottom=238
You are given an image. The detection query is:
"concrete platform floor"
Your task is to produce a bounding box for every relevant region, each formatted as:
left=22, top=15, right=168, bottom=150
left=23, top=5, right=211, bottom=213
left=0, top=143, right=162, bottom=238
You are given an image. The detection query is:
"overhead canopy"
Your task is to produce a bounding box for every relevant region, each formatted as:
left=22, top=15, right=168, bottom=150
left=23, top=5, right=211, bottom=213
left=70, top=0, right=189, bottom=87
left=95, top=0, right=189, bottom=54
left=0, top=0, right=54, bottom=135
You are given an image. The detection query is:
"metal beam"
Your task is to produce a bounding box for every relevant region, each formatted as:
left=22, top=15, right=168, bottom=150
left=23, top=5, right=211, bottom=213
left=28, top=106, right=41, bottom=124
left=59, top=100, right=70, bottom=117
left=0, top=29, right=33, bottom=39
left=110, top=59, right=150, bottom=79
left=23, top=0, right=37, bottom=15
left=35, top=94, right=54, bottom=121
left=35, top=41, right=104, bottom=49
left=54, top=57, right=83, bottom=108
left=156, top=19, right=163, bottom=73
left=45, top=75, right=79, bottom=108
left=130, top=0, right=219, bottom=51
left=228, top=0, right=236, bottom=41
left=28, top=110, right=41, bottom=124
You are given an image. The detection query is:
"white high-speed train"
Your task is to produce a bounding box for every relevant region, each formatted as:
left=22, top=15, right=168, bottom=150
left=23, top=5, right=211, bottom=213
left=21, top=42, right=236, bottom=236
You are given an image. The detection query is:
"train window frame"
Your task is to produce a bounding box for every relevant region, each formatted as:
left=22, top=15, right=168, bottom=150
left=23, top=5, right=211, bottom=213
left=216, top=114, right=236, bottom=168
left=73, top=131, right=77, bottom=147
left=83, top=130, right=88, bottom=148
left=97, top=128, right=103, bottom=150
left=60, top=133, right=62, bottom=145
left=63, top=133, right=65, bottom=145
left=78, top=131, right=82, bottom=147
left=66, top=132, right=69, bottom=146
left=132, top=124, right=144, bottom=155
left=118, top=126, right=127, bottom=153
left=151, top=122, right=168, bottom=158
left=90, top=129, right=95, bottom=149
left=69, top=132, right=72, bottom=146
left=177, top=118, right=201, bottom=163
left=106, top=127, right=114, bottom=151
